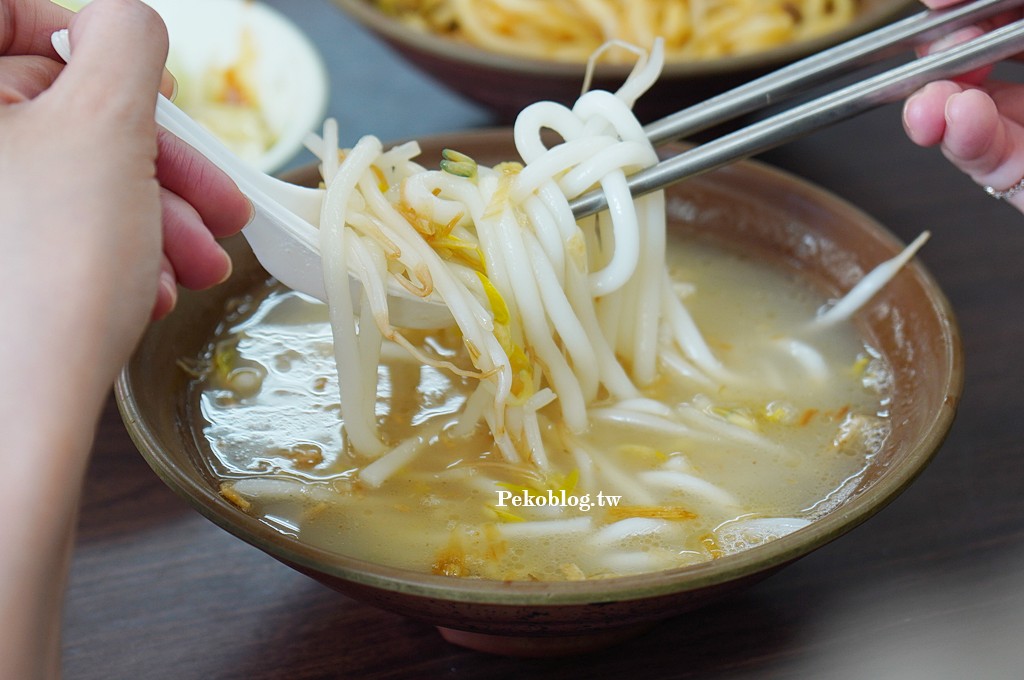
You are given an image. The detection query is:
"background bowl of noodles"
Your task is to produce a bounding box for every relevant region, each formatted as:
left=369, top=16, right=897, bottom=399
left=330, top=0, right=914, bottom=123
left=116, top=128, right=961, bottom=656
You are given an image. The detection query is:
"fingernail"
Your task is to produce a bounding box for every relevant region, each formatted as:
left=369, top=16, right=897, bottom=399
left=161, top=69, right=179, bottom=102
left=944, top=91, right=965, bottom=125
left=239, top=197, right=256, bottom=229
left=160, top=269, right=178, bottom=302
left=902, top=91, right=920, bottom=133
left=927, top=27, right=982, bottom=55
left=927, top=34, right=958, bottom=54
left=216, top=248, right=234, bottom=285
left=155, top=270, right=178, bottom=319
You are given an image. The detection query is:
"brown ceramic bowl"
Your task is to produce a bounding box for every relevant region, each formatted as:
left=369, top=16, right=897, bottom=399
left=331, top=0, right=913, bottom=123
left=115, top=128, right=961, bottom=656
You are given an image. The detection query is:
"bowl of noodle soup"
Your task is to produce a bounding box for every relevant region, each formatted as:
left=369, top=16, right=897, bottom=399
left=331, top=0, right=913, bottom=122
left=117, top=115, right=960, bottom=653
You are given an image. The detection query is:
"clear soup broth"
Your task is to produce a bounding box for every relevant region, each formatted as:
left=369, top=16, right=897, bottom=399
left=188, top=234, right=890, bottom=581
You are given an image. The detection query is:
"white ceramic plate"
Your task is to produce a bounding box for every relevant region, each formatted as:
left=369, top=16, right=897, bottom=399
left=57, top=0, right=329, bottom=173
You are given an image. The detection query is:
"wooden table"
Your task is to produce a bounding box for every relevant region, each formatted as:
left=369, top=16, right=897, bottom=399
left=61, top=2, right=1024, bottom=678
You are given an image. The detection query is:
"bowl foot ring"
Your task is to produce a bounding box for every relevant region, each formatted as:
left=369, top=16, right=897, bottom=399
left=436, top=622, right=656, bottom=656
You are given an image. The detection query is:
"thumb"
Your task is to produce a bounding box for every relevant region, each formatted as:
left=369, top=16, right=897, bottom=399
left=939, top=88, right=1024, bottom=210
left=50, top=0, right=168, bottom=119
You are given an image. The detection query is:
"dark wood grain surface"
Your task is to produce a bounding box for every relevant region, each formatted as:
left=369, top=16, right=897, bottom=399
left=61, top=2, right=1024, bottom=678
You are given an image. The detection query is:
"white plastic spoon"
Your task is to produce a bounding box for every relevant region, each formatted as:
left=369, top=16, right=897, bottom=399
left=51, top=29, right=451, bottom=329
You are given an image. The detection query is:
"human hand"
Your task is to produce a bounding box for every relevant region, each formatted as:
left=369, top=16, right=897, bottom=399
left=0, top=0, right=250, bottom=383
left=0, top=2, right=250, bottom=677
left=902, top=0, right=1024, bottom=211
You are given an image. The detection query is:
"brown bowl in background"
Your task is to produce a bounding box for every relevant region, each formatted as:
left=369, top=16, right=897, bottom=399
left=330, top=0, right=914, bottom=123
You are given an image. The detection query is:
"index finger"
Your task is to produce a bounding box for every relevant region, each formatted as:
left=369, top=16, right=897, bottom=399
left=0, top=0, right=73, bottom=58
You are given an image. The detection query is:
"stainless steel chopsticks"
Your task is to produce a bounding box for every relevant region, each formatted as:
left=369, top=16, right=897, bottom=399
left=646, top=0, right=1022, bottom=143
left=568, top=0, right=1024, bottom=219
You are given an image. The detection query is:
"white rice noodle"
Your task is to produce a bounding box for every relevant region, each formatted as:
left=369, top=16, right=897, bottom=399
left=358, top=435, right=428, bottom=488
left=810, top=231, right=930, bottom=329
left=597, top=550, right=675, bottom=575
left=310, top=37, right=802, bottom=490
left=662, top=273, right=733, bottom=384
left=589, top=406, right=703, bottom=440
left=566, top=437, right=657, bottom=505
left=638, top=470, right=740, bottom=509
left=522, top=388, right=557, bottom=469
left=320, top=136, right=387, bottom=457
left=377, top=140, right=423, bottom=176
left=773, top=337, right=830, bottom=384
left=523, top=235, right=600, bottom=405
left=610, top=38, right=665, bottom=106
left=569, top=433, right=598, bottom=491
left=227, top=478, right=342, bottom=505
left=447, top=383, right=493, bottom=439
left=489, top=207, right=589, bottom=432
left=675, top=405, right=790, bottom=456
left=511, top=136, right=619, bottom=200
left=521, top=195, right=567, bottom=282
left=613, top=397, right=676, bottom=418
left=590, top=517, right=671, bottom=546
left=658, top=348, right=715, bottom=387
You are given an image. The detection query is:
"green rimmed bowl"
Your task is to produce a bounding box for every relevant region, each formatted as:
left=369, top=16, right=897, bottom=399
left=116, top=128, right=961, bottom=656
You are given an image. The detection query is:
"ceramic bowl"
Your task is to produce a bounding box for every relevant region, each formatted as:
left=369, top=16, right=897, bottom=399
left=330, top=0, right=913, bottom=123
left=57, top=0, right=328, bottom=171
left=116, top=128, right=961, bottom=656
left=147, top=0, right=329, bottom=173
